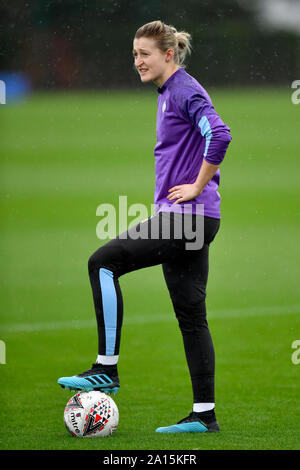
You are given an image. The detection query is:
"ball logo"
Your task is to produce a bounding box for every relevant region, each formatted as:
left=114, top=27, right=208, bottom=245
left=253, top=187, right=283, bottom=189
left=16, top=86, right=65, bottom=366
left=70, top=412, right=81, bottom=434
left=65, top=394, right=84, bottom=409
left=162, top=100, right=167, bottom=113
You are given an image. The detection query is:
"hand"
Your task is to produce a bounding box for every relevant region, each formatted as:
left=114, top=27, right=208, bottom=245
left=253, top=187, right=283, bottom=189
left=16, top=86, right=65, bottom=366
left=167, top=183, right=202, bottom=205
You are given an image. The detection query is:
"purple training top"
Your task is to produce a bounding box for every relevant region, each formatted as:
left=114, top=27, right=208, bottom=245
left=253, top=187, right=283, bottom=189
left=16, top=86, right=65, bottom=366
left=154, top=67, right=232, bottom=219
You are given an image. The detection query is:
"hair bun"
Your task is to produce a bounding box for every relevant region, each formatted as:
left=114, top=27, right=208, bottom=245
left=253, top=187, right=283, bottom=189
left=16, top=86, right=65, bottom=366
left=135, top=20, right=192, bottom=67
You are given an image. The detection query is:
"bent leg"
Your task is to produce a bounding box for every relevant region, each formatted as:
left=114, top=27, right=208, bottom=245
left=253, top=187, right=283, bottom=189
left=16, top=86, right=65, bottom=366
left=88, top=213, right=186, bottom=358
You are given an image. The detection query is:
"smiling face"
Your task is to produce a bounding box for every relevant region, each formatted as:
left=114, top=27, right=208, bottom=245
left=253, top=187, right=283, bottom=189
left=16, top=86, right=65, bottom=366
left=133, top=37, right=178, bottom=88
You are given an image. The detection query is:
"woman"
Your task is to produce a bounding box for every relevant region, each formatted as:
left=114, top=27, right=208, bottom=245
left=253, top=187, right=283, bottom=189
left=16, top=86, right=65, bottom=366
left=58, top=20, right=232, bottom=434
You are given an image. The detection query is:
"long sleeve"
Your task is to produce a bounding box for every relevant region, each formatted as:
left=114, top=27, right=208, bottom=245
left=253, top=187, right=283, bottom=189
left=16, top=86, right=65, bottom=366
left=154, top=68, right=231, bottom=218
left=176, top=88, right=232, bottom=165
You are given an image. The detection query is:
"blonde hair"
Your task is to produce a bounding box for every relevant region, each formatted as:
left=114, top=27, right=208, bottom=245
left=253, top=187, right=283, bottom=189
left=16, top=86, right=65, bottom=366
left=134, top=20, right=192, bottom=67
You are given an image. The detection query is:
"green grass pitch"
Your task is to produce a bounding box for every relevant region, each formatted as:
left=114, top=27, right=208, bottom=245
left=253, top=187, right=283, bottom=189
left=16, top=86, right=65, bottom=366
left=0, top=87, right=299, bottom=450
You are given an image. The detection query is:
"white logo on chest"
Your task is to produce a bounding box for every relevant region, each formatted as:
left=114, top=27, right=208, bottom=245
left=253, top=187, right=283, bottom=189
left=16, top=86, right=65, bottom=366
left=162, top=100, right=167, bottom=113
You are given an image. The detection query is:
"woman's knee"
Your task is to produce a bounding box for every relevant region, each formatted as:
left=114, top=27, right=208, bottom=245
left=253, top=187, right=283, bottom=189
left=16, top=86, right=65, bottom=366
left=88, top=241, right=124, bottom=275
left=169, top=286, right=207, bottom=331
left=88, top=248, right=105, bottom=274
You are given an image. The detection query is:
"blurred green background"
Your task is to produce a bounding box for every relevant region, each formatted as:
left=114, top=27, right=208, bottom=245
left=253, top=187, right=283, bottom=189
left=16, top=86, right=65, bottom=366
left=0, top=0, right=300, bottom=451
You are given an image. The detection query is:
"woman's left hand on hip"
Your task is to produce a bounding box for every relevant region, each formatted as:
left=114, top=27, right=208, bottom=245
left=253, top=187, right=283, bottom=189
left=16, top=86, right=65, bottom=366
left=167, top=183, right=201, bottom=205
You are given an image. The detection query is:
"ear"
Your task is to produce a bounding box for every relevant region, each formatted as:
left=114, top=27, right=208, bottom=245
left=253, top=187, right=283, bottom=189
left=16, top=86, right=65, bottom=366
left=165, top=48, right=175, bottom=63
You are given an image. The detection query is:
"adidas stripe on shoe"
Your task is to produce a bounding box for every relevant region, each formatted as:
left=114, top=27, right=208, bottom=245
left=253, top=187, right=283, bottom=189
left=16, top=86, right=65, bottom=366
left=57, top=363, right=120, bottom=395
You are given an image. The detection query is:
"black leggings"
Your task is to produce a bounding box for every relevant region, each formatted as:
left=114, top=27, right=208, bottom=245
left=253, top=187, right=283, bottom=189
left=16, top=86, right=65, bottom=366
left=88, top=212, right=220, bottom=403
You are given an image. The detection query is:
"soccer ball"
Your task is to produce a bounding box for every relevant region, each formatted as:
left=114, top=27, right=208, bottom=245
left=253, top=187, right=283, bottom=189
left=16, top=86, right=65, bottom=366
left=63, top=391, right=119, bottom=438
